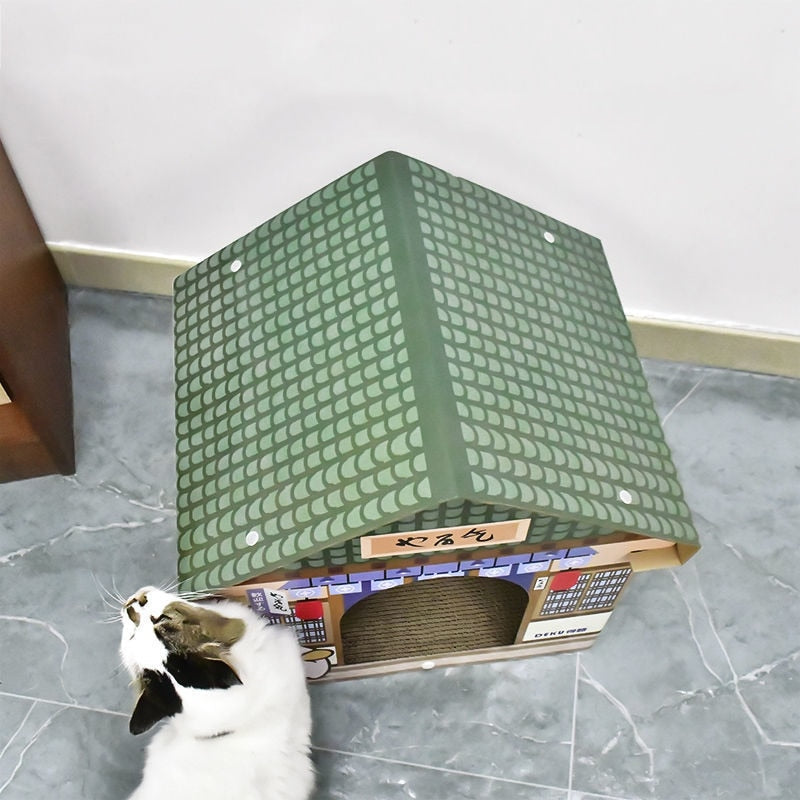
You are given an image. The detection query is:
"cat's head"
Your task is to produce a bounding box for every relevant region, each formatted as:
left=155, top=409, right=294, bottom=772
left=120, top=587, right=246, bottom=735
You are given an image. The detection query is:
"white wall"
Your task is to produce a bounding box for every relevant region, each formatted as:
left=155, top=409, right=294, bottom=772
left=2, top=1, right=798, bottom=334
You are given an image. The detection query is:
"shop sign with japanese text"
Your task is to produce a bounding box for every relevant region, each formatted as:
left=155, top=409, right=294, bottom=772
left=360, top=518, right=530, bottom=559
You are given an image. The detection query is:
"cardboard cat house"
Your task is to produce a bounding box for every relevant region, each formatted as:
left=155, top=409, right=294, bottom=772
left=173, top=152, right=700, bottom=680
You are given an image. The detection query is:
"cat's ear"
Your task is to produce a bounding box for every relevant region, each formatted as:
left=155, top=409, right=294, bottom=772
left=129, top=669, right=183, bottom=735
left=165, top=651, right=242, bottom=690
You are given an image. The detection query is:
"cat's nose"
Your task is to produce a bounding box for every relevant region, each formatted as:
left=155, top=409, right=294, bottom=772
left=123, top=590, right=149, bottom=625
left=124, top=590, right=149, bottom=608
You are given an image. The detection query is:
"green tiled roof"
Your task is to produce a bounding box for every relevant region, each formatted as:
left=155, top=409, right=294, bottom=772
left=174, top=152, right=699, bottom=591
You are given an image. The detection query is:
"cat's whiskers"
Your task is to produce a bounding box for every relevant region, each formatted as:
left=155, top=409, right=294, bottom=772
left=98, top=595, right=118, bottom=612
left=110, top=574, right=126, bottom=605
left=159, top=577, right=182, bottom=593
left=97, top=606, right=123, bottom=622
left=92, top=573, right=127, bottom=612
left=177, top=589, right=216, bottom=602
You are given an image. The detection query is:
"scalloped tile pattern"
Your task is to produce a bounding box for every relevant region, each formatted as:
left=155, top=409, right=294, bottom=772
left=174, top=162, right=431, bottom=590
left=408, top=157, right=698, bottom=544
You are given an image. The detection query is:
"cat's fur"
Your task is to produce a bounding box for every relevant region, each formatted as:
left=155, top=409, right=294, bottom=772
left=120, top=586, right=314, bottom=800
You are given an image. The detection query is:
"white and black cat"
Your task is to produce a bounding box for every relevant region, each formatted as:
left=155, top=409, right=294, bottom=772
left=120, top=586, right=314, bottom=800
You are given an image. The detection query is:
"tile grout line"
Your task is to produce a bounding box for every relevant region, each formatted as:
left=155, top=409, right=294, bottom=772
left=311, top=745, right=570, bottom=794
left=0, top=693, right=637, bottom=799
left=0, top=690, right=128, bottom=718
left=567, top=652, right=580, bottom=798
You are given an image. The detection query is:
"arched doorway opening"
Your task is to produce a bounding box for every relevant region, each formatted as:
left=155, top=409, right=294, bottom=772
left=340, top=576, right=529, bottom=665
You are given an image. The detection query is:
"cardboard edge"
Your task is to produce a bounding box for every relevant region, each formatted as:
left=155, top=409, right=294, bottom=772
left=628, top=540, right=700, bottom=572
left=312, top=634, right=598, bottom=682
left=676, top=541, right=702, bottom=565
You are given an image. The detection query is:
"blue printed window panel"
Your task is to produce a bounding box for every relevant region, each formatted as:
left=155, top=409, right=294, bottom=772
left=288, top=586, right=325, bottom=600
left=559, top=555, right=595, bottom=569
left=533, top=549, right=567, bottom=562
left=329, top=582, right=363, bottom=595
left=417, top=570, right=465, bottom=581
left=479, top=565, right=513, bottom=578
left=559, top=547, right=599, bottom=570
left=567, top=547, right=598, bottom=558
left=311, top=575, right=348, bottom=587
left=348, top=570, right=386, bottom=583
left=459, top=558, right=496, bottom=571
left=422, top=562, right=460, bottom=575
left=246, top=588, right=269, bottom=615
left=539, top=573, right=592, bottom=616
left=280, top=578, right=312, bottom=590
left=495, top=554, right=533, bottom=567
left=579, top=567, right=632, bottom=611
left=386, top=566, right=423, bottom=579
left=516, top=560, right=552, bottom=574
left=371, top=578, right=405, bottom=591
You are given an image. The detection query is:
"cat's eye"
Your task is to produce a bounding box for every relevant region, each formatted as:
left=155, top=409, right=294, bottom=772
left=151, top=614, right=171, bottom=625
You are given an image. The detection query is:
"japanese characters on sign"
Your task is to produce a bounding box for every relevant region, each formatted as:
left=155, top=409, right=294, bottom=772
left=246, top=587, right=292, bottom=616
left=359, top=519, right=530, bottom=559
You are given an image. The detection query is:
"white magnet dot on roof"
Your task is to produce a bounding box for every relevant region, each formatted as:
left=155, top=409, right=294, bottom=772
left=245, top=529, right=260, bottom=546
left=421, top=660, right=436, bottom=670
left=618, top=490, right=634, bottom=505
left=230, top=259, right=243, bottom=273
left=544, top=231, right=556, bottom=243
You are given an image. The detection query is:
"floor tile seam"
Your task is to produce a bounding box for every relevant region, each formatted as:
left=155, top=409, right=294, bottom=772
left=0, top=690, right=127, bottom=718
left=570, top=790, right=643, bottom=800
left=311, top=745, right=569, bottom=794
left=567, top=652, right=580, bottom=797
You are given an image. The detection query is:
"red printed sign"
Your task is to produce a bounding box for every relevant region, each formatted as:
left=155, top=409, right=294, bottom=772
left=550, top=571, right=582, bottom=591
left=294, top=600, right=324, bottom=621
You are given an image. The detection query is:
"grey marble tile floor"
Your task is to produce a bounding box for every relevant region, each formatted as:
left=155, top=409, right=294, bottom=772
left=1, top=289, right=798, bottom=799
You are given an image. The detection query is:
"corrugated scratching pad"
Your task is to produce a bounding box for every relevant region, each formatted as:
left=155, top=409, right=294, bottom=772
left=340, top=576, right=529, bottom=664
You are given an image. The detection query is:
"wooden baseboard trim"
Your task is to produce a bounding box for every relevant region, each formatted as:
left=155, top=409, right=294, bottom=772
left=49, top=244, right=800, bottom=378
left=48, top=243, right=194, bottom=297
left=628, top=318, right=799, bottom=379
